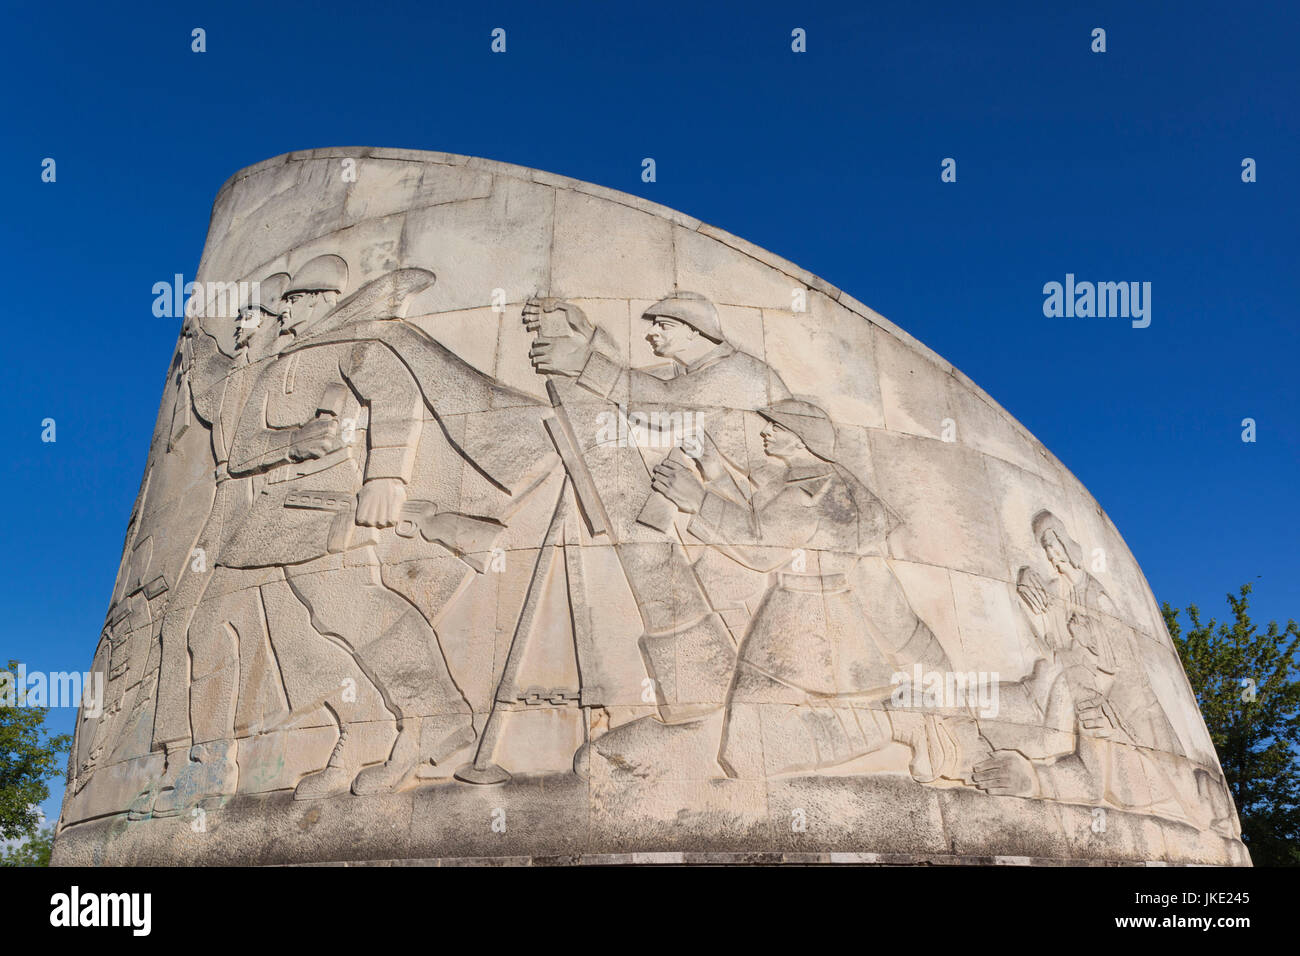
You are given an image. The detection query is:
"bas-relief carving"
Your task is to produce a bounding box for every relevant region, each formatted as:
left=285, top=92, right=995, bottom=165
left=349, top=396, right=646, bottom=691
left=965, top=510, right=1239, bottom=837
left=59, top=158, right=1244, bottom=863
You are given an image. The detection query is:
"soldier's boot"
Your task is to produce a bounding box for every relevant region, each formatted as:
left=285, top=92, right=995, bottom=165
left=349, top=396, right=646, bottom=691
left=294, top=726, right=356, bottom=801
left=351, top=715, right=475, bottom=795
left=196, top=739, right=240, bottom=810
left=348, top=610, right=474, bottom=795
left=575, top=615, right=735, bottom=781
left=887, top=711, right=961, bottom=784
left=352, top=716, right=422, bottom=795
left=127, top=739, right=186, bottom=820
left=152, top=738, right=238, bottom=816
left=127, top=789, right=154, bottom=821
left=424, top=713, right=477, bottom=762
left=893, top=619, right=952, bottom=673
left=154, top=625, right=240, bottom=816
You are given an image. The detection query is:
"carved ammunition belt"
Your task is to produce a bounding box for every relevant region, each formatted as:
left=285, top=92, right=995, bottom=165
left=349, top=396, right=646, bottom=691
left=283, top=490, right=353, bottom=512
left=282, top=489, right=356, bottom=553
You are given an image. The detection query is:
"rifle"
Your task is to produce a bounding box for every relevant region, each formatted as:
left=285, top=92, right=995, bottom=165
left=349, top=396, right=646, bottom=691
left=542, top=379, right=614, bottom=541
left=283, top=491, right=503, bottom=571
left=394, top=501, right=505, bottom=573
left=454, top=479, right=570, bottom=786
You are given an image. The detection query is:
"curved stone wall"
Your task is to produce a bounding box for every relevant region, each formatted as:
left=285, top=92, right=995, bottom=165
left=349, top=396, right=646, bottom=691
left=52, top=148, right=1248, bottom=865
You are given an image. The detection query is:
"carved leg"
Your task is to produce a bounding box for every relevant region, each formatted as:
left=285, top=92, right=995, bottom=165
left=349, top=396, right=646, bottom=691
left=637, top=614, right=736, bottom=724
left=152, top=738, right=238, bottom=817
left=718, top=663, right=895, bottom=778
left=285, top=561, right=473, bottom=795
left=293, top=705, right=356, bottom=800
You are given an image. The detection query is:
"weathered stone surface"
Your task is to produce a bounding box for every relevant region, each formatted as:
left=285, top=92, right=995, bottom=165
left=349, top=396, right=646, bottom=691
left=53, top=148, right=1247, bottom=866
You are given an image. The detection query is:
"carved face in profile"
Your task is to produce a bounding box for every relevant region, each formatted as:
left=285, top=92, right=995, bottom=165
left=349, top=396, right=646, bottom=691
left=279, top=290, right=337, bottom=336
left=760, top=420, right=805, bottom=460
left=645, top=317, right=697, bottom=358
left=234, top=307, right=264, bottom=351
left=1041, top=529, right=1074, bottom=575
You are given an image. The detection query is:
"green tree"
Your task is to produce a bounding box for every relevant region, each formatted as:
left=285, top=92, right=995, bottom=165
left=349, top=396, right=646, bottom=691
left=1163, top=585, right=1300, bottom=865
left=0, top=825, right=54, bottom=867
left=0, top=659, right=72, bottom=850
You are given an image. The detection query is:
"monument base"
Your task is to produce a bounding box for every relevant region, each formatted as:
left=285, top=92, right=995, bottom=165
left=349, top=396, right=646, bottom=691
left=51, top=771, right=1249, bottom=867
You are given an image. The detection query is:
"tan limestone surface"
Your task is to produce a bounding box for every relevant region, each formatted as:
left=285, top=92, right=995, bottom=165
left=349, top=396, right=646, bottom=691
left=51, top=149, right=1248, bottom=866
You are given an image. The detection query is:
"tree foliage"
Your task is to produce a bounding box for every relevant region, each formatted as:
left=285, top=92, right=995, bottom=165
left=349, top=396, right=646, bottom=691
left=0, top=826, right=54, bottom=867
left=1164, top=585, right=1300, bottom=865
left=0, top=658, right=72, bottom=844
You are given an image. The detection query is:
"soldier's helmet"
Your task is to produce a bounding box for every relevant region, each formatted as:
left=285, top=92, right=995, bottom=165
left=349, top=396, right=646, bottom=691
left=287, top=254, right=349, bottom=296
left=247, top=272, right=290, bottom=316
left=757, top=399, right=837, bottom=461
left=642, top=291, right=722, bottom=343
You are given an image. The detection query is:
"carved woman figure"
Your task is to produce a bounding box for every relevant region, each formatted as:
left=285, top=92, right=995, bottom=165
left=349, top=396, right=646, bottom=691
left=972, top=511, right=1219, bottom=829
left=651, top=399, right=954, bottom=780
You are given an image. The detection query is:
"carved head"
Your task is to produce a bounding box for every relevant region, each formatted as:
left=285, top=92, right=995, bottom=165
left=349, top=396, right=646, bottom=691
left=644, top=316, right=700, bottom=359
left=757, top=400, right=836, bottom=462
left=758, top=419, right=805, bottom=459
left=280, top=255, right=349, bottom=337
left=1032, top=509, right=1083, bottom=574
left=1042, top=531, right=1073, bottom=573
left=234, top=309, right=260, bottom=350
left=642, top=292, right=722, bottom=359
left=235, top=272, right=289, bottom=352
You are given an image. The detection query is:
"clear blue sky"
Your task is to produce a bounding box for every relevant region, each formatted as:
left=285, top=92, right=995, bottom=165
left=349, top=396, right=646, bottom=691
left=2, top=0, right=1296, bottom=823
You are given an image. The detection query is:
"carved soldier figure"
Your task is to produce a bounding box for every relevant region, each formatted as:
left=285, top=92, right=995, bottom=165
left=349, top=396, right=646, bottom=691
left=525, top=295, right=794, bottom=760
left=71, top=491, right=169, bottom=801
left=647, top=399, right=955, bottom=779
left=218, top=255, right=475, bottom=797
left=137, top=274, right=289, bottom=816
left=529, top=292, right=791, bottom=412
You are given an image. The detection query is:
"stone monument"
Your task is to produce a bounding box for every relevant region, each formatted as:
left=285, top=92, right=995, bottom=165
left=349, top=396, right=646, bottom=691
left=52, top=148, right=1248, bottom=865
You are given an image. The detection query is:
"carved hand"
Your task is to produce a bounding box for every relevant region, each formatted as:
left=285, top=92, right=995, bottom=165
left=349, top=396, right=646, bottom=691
left=1016, top=566, right=1050, bottom=615
left=650, top=459, right=706, bottom=514
left=1066, top=613, right=1100, bottom=655
left=522, top=296, right=558, bottom=332
left=1075, top=693, right=1116, bottom=738
left=523, top=296, right=595, bottom=338
left=289, top=417, right=343, bottom=461
left=685, top=434, right=724, bottom=479
left=971, top=750, right=1038, bottom=797
left=529, top=335, right=592, bottom=377
left=356, top=478, right=407, bottom=528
